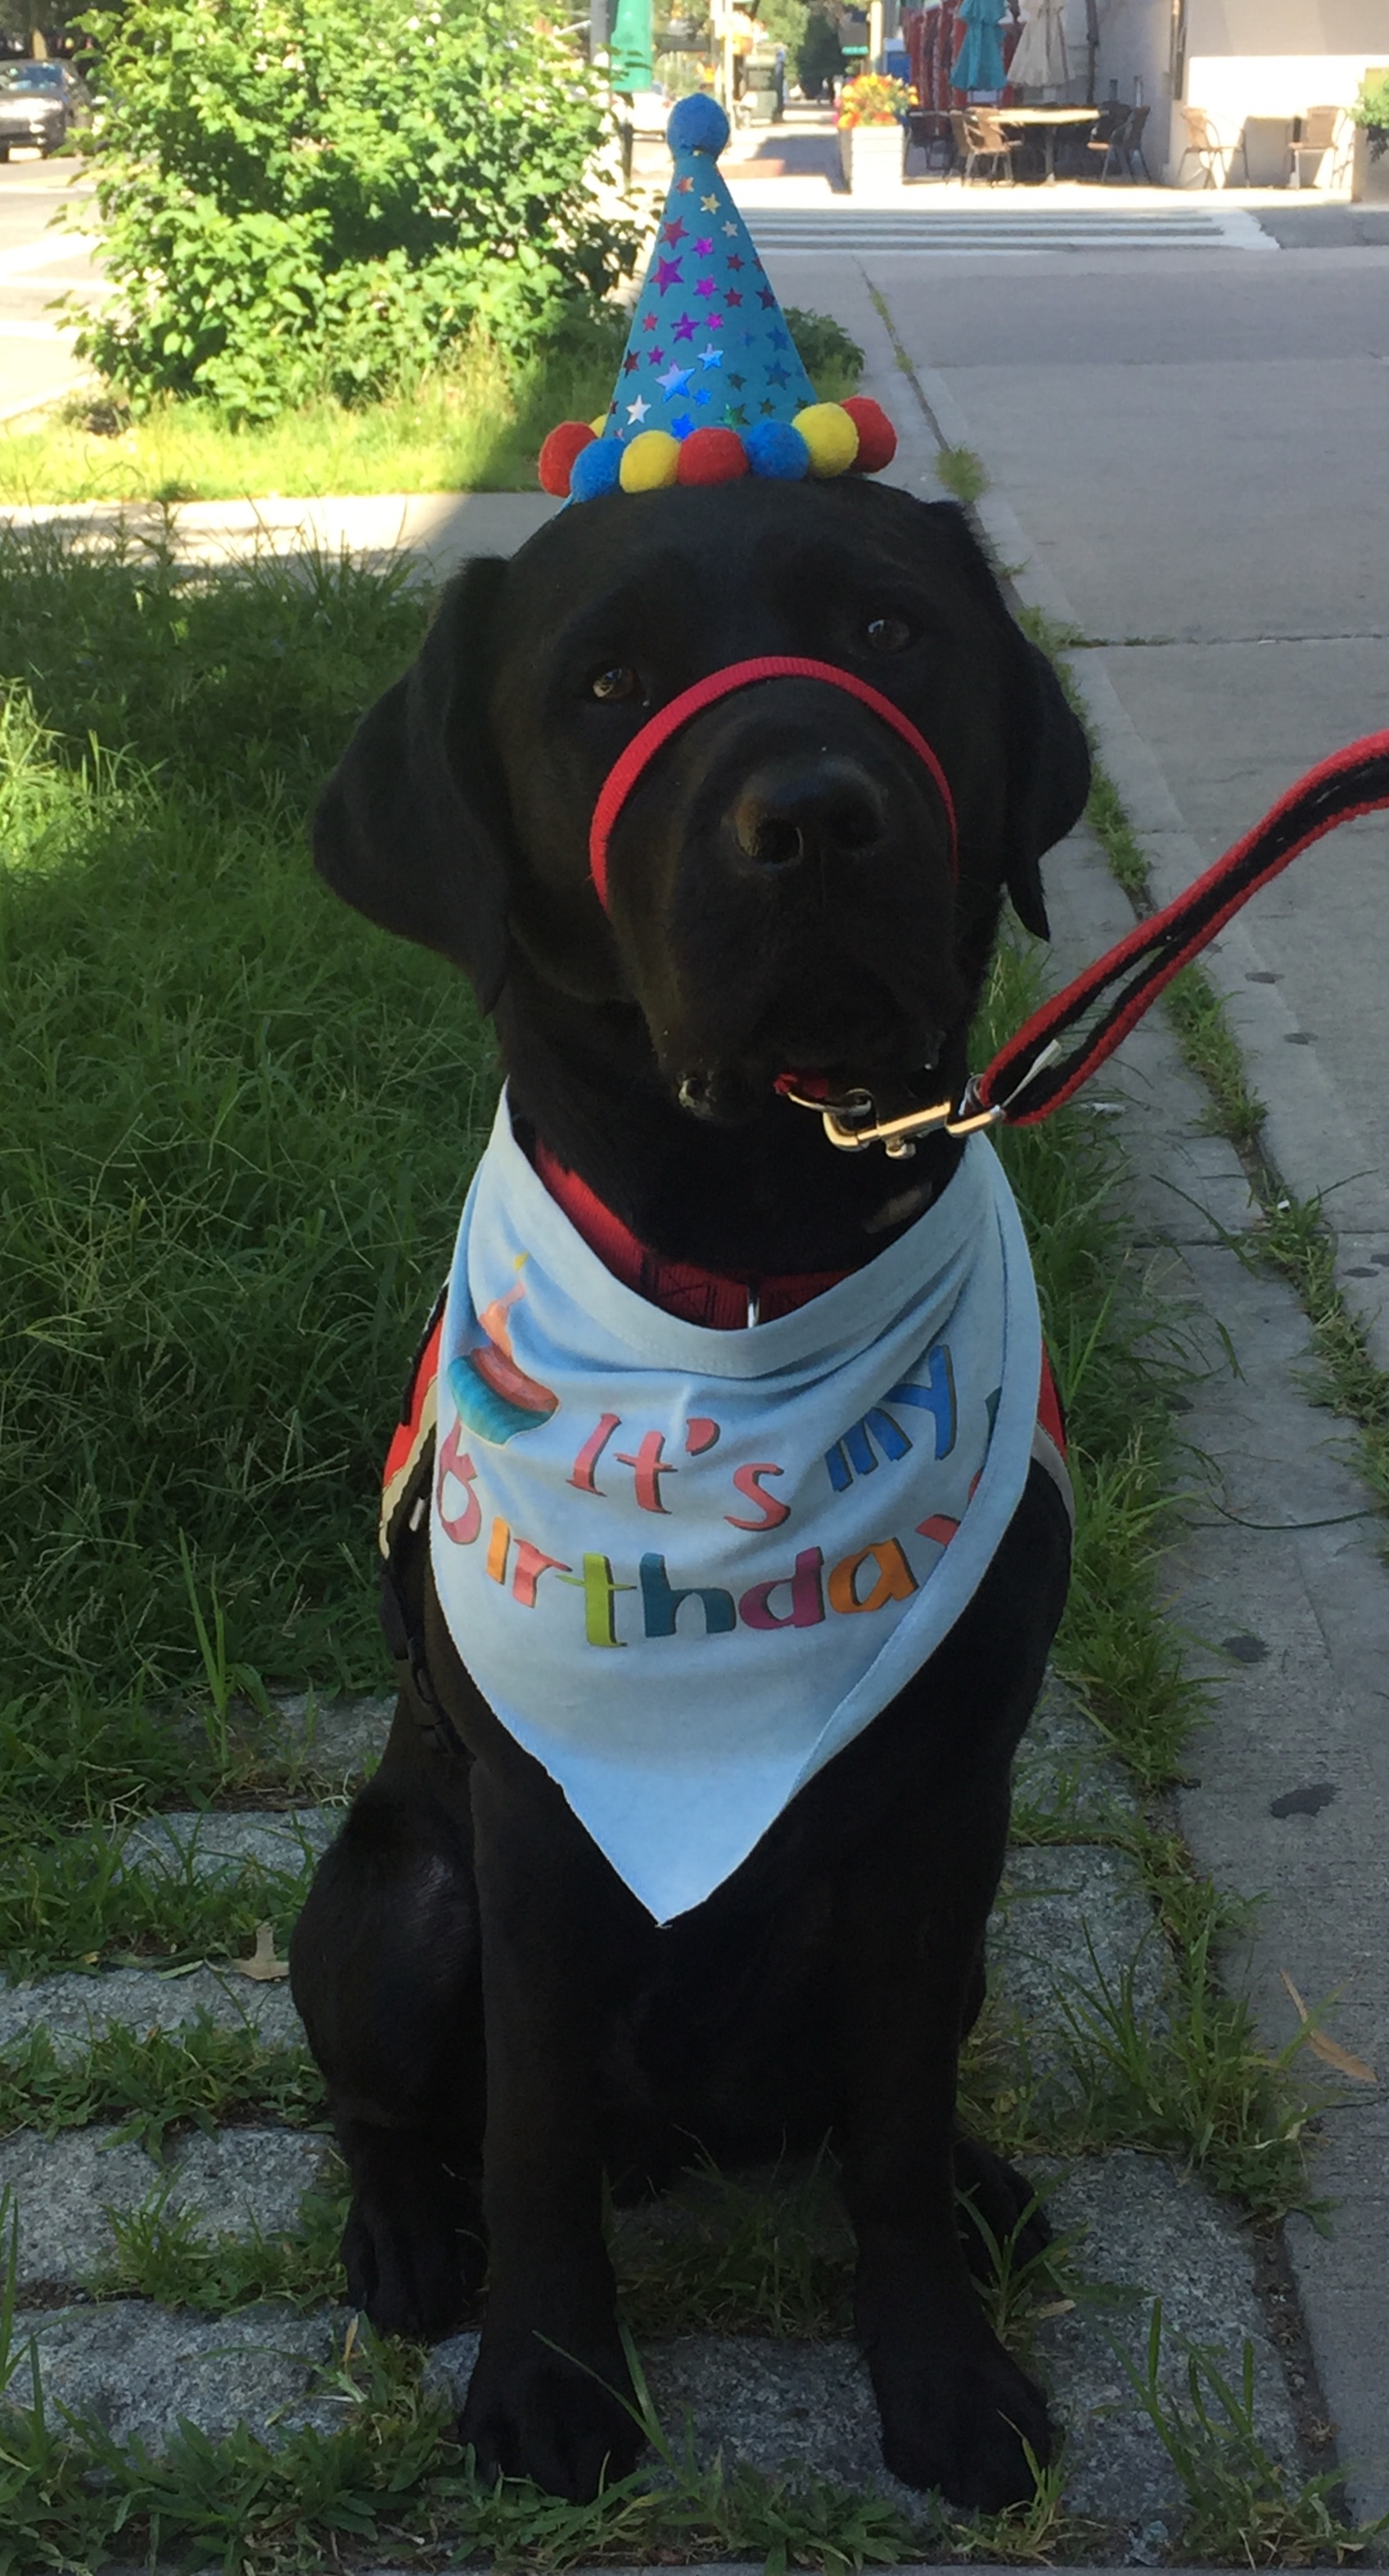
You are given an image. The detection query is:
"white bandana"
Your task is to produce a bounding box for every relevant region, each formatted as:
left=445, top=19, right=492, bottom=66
left=431, top=1093, right=1051, bottom=1924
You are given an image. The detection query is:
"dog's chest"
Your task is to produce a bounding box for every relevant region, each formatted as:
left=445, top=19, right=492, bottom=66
left=382, top=1094, right=1059, bottom=1924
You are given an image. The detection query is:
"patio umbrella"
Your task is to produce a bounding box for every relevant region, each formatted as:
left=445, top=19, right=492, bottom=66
left=952, top=0, right=1008, bottom=95
left=1008, top=0, right=1068, bottom=90
left=610, top=0, right=652, bottom=94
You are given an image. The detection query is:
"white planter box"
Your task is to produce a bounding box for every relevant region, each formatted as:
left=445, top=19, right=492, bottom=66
left=839, top=120, right=904, bottom=195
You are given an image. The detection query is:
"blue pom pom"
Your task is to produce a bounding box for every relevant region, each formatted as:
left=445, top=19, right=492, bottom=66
left=568, top=438, right=624, bottom=502
left=745, top=419, right=810, bottom=481
left=667, top=94, right=730, bottom=158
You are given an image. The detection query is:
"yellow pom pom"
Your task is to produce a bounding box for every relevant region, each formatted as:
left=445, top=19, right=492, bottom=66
left=619, top=430, right=683, bottom=493
left=792, top=403, right=860, bottom=480
left=589, top=414, right=609, bottom=436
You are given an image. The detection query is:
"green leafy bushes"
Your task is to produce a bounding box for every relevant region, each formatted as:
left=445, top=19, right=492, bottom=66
left=74, top=0, right=643, bottom=418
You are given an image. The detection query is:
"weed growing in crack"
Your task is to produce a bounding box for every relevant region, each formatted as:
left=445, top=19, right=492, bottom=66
left=614, top=2150, right=855, bottom=2341
left=1245, top=1192, right=1389, bottom=1526
left=1052, top=1909, right=1322, bottom=2222
left=93, top=2178, right=348, bottom=2315
left=935, top=444, right=990, bottom=507
left=1113, top=2299, right=1387, bottom=2564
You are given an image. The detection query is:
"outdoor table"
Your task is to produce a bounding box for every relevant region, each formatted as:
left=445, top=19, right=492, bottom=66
left=994, top=104, right=1099, bottom=184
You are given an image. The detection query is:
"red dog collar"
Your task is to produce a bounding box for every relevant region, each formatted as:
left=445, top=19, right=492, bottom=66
left=588, top=655, right=958, bottom=908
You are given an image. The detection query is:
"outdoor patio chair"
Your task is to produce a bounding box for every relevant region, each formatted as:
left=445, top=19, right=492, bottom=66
left=1084, top=101, right=1130, bottom=182
left=1175, top=104, right=1240, bottom=188
left=958, top=106, right=1018, bottom=185
left=1290, top=104, right=1340, bottom=189
left=1089, top=101, right=1152, bottom=183
left=1123, top=102, right=1152, bottom=180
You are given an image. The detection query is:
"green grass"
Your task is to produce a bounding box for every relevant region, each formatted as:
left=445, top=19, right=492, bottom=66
left=0, top=1810, right=320, bottom=1981
left=1249, top=1194, right=1389, bottom=1525
left=0, top=306, right=864, bottom=503
left=96, top=2177, right=347, bottom=2313
left=934, top=444, right=990, bottom=508
left=0, top=2283, right=927, bottom=2576
left=978, top=941, right=1202, bottom=1789
left=0, top=529, right=491, bottom=1735
left=0, top=2018, right=324, bottom=2157
left=1112, top=2301, right=1383, bottom=2565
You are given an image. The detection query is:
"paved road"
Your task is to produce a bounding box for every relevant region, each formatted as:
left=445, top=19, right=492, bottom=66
left=0, top=154, right=99, bottom=418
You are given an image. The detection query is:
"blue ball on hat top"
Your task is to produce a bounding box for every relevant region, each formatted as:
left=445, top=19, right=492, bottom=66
left=568, top=437, right=624, bottom=503
left=745, top=419, right=810, bottom=481
left=666, top=93, right=730, bottom=157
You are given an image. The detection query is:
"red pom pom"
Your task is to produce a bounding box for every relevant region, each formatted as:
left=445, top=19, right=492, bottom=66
left=539, top=421, right=596, bottom=497
left=677, top=426, right=749, bottom=487
left=841, top=397, right=897, bottom=475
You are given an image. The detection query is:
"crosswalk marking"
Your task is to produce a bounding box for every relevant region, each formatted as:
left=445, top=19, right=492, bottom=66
left=739, top=205, right=1273, bottom=256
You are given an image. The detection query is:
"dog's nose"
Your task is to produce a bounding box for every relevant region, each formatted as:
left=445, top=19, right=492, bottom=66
left=732, top=758, right=887, bottom=871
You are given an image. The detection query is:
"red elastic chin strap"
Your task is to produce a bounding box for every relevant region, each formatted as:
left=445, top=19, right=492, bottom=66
left=587, top=655, right=958, bottom=910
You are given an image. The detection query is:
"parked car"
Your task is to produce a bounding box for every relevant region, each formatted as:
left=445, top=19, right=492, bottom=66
left=0, top=61, right=92, bottom=159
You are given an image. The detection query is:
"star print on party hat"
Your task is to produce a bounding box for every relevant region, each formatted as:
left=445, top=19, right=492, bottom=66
left=539, top=93, right=897, bottom=502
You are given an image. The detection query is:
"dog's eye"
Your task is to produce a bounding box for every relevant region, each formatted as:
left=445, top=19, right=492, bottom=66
left=864, top=616, right=913, bottom=655
left=590, top=665, right=642, bottom=703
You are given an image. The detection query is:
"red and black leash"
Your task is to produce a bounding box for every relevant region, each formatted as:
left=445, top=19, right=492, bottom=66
left=973, top=727, right=1389, bottom=1132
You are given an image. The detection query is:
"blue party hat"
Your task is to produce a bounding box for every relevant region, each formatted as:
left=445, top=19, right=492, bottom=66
left=539, top=96, right=897, bottom=502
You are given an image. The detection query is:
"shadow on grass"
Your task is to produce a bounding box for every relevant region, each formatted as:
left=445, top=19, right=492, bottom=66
left=0, top=536, right=494, bottom=1723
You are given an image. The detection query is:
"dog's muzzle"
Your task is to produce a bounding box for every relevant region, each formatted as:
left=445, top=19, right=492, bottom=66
left=587, top=655, right=958, bottom=911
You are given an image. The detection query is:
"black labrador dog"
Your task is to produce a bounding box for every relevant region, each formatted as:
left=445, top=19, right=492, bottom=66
left=291, top=476, right=1089, bottom=2511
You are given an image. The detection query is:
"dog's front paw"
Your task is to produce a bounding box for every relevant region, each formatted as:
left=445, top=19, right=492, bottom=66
left=869, top=2315, right=1052, bottom=2511
left=340, top=2141, right=485, bottom=2342
left=460, top=2326, right=643, bottom=2501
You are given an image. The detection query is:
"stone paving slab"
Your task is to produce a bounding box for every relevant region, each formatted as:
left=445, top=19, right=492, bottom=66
left=114, top=1805, right=337, bottom=1882
left=422, top=2150, right=1294, bottom=2541
left=0, top=2123, right=331, bottom=2290
left=3, top=2299, right=345, bottom=2451
left=0, top=2125, right=160, bottom=2290
left=1012, top=1678, right=1140, bottom=1837
left=266, top=1687, right=395, bottom=1779
left=990, top=1848, right=1170, bottom=2104
left=166, top=2123, right=334, bottom=2241
left=0, top=1961, right=304, bottom=2060
left=1035, top=2152, right=1299, bottom=2527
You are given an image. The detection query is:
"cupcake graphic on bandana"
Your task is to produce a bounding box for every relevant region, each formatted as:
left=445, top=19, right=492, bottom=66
left=449, top=1268, right=559, bottom=1445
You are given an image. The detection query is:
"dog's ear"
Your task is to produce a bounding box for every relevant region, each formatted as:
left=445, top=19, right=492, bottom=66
left=313, top=556, right=513, bottom=1011
left=1001, top=633, right=1091, bottom=940
left=913, top=500, right=1090, bottom=939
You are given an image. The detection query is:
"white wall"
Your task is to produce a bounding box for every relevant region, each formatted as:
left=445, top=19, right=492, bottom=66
left=1171, top=0, right=1389, bottom=185
left=1094, top=0, right=1176, bottom=154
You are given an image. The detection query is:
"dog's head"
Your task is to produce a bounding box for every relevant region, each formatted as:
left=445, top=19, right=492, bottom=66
left=314, top=480, right=1089, bottom=1121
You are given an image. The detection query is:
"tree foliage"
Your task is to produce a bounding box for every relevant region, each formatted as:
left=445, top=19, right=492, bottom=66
left=74, top=0, right=642, bottom=418
left=794, top=5, right=842, bottom=101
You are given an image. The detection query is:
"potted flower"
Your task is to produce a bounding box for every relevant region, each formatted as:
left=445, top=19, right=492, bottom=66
left=1351, top=68, right=1389, bottom=204
left=837, top=72, right=911, bottom=193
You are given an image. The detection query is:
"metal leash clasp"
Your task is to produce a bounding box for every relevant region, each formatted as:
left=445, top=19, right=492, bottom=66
left=778, top=1077, right=1003, bottom=1160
